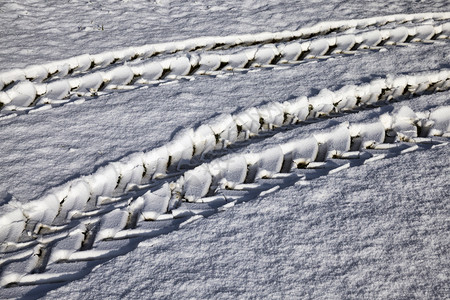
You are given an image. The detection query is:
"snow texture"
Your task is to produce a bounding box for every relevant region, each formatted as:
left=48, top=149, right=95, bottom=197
left=0, top=1, right=449, bottom=299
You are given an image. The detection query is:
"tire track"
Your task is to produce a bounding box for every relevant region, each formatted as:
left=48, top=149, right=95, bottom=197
left=1, top=69, right=449, bottom=251
left=1, top=17, right=449, bottom=117
left=0, top=105, right=448, bottom=295
left=1, top=12, right=450, bottom=298
left=1, top=12, right=447, bottom=90
left=0, top=75, right=449, bottom=295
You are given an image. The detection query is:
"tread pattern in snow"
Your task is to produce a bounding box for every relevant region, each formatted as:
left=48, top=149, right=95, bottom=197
left=0, top=12, right=450, bottom=298
left=0, top=14, right=449, bottom=117
left=0, top=81, right=449, bottom=294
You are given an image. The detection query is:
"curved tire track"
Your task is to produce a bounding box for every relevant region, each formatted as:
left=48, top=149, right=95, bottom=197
left=0, top=16, right=450, bottom=117
left=1, top=69, right=449, bottom=249
left=0, top=105, right=448, bottom=295
left=1, top=12, right=448, bottom=90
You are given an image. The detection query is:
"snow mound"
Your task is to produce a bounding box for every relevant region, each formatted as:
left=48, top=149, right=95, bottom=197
left=227, top=52, right=251, bottom=69
left=183, top=165, right=212, bottom=201
left=45, top=80, right=71, bottom=100
left=87, top=165, right=120, bottom=202
left=235, top=107, right=262, bottom=139
left=115, top=153, right=145, bottom=191
left=6, top=81, right=37, bottom=107
left=192, top=124, right=216, bottom=157
left=279, top=42, right=302, bottom=61
left=166, top=130, right=195, bottom=169
left=59, top=180, right=91, bottom=220
left=392, top=106, right=419, bottom=140
left=169, top=57, right=192, bottom=76
left=283, top=96, right=310, bottom=123
left=253, top=46, right=279, bottom=65
left=361, top=30, right=383, bottom=47
left=22, top=193, right=60, bottom=231
left=350, top=122, right=386, bottom=149
left=387, top=27, right=409, bottom=44
left=142, top=146, right=170, bottom=180
left=284, top=136, right=319, bottom=167
left=73, top=73, right=104, bottom=93
left=24, top=65, right=48, bottom=82
left=258, top=102, right=285, bottom=130
left=429, top=106, right=450, bottom=136
left=335, top=35, right=356, bottom=51
left=210, top=156, right=248, bottom=189
left=309, top=89, right=335, bottom=117
left=315, top=124, right=351, bottom=159
left=92, top=52, right=116, bottom=67
left=256, top=146, right=284, bottom=179
left=48, top=227, right=85, bottom=263
left=75, top=54, right=93, bottom=72
left=105, top=66, right=135, bottom=87
left=198, top=54, right=222, bottom=72
left=307, top=39, right=330, bottom=57
left=209, top=114, right=238, bottom=148
left=0, top=207, right=26, bottom=245
left=412, top=24, right=436, bottom=41
left=140, top=62, right=164, bottom=81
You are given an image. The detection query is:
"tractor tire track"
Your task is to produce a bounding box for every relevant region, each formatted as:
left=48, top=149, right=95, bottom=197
left=0, top=16, right=449, bottom=117
left=1, top=69, right=449, bottom=252
left=0, top=13, right=450, bottom=299
left=0, top=104, right=448, bottom=298
left=1, top=12, right=448, bottom=91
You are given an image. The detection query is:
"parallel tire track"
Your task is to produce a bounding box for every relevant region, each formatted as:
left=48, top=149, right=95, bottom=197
left=1, top=17, right=450, bottom=117
left=1, top=71, right=449, bottom=290
left=1, top=70, right=449, bottom=247
left=1, top=13, right=450, bottom=298
left=1, top=12, right=448, bottom=90
left=0, top=105, right=448, bottom=292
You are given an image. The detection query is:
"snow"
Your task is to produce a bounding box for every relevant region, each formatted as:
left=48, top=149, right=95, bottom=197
left=0, top=0, right=449, bottom=299
left=429, top=106, right=450, bottom=136
left=104, top=65, right=135, bottom=87
left=47, top=144, right=450, bottom=300
left=314, top=124, right=351, bottom=159
left=142, top=147, right=170, bottom=180
left=95, top=209, right=129, bottom=242
left=210, top=156, right=248, bottom=189
left=139, top=61, right=165, bottom=81
left=255, top=146, right=284, bottom=179
left=349, top=122, right=385, bottom=149
left=281, top=137, right=319, bottom=168
left=73, top=73, right=104, bottom=94
left=59, top=180, right=91, bottom=220
left=6, top=81, right=36, bottom=107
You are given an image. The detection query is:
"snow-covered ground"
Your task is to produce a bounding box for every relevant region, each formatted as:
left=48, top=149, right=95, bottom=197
left=0, top=1, right=449, bottom=299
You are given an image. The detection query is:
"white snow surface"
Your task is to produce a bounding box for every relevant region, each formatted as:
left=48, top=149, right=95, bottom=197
left=0, top=0, right=449, bottom=299
left=46, top=143, right=450, bottom=300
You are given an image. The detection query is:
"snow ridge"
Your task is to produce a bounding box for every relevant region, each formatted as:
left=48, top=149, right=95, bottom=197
left=1, top=12, right=448, bottom=85
left=1, top=18, right=450, bottom=117
left=0, top=104, right=448, bottom=292
left=1, top=70, right=449, bottom=248
left=1, top=12, right=450, bottom=297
